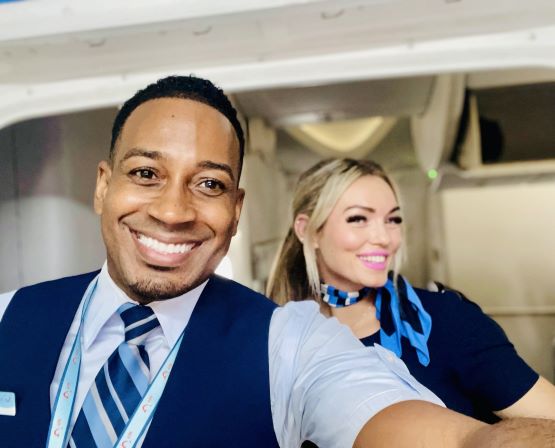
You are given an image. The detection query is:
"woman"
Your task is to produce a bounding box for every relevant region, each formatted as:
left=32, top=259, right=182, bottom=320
left=267, top=158, right=555, bottom=426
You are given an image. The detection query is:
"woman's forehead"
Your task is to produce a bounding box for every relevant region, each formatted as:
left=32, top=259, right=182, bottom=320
left=336, top=175, right=397, bottom=209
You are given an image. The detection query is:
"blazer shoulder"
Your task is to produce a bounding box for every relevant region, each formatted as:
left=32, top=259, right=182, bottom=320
left=207, top=275, right=278, bottom=311
left=15, top=270, right=101, bottom=296
left=414, top=285, right=484, bottom=316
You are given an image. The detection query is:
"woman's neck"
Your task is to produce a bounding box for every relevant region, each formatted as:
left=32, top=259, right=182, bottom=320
left=324, top=290, right=380, bottom=339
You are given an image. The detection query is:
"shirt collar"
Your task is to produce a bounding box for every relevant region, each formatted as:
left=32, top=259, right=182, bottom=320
left=83, top=262, right=208, bottom=350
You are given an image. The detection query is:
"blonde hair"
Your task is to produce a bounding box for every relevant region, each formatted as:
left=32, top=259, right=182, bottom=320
left=266, top=158, right=404, bottom=305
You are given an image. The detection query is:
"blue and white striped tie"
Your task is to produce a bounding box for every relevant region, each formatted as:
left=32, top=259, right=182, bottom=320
left=70, top=303, right=160, bottom=448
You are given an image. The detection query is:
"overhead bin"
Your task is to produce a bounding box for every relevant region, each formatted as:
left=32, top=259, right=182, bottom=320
left=236, top=76, right=434, bottom=158
left=455, top=81, right=555, bottom=169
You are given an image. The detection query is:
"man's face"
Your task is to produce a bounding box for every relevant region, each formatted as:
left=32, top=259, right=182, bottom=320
left=94, top=98, right=244, bottom=303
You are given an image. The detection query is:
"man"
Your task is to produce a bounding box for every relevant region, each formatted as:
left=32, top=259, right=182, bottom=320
left=0, top=76, right=553, bottom=447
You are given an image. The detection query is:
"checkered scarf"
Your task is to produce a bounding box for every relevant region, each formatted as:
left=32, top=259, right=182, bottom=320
left=320, top=274, right=432, bottom=366
left=320, top=283, right=370, bottom=307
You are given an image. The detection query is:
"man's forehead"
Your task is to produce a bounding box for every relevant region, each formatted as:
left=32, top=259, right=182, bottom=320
left=126, top=97, right=232, bottom=128
left=114, top=97, right=240, bottom=173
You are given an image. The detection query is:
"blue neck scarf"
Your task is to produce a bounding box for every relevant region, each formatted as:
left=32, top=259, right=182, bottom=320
left=320, top=283, right=370, bottom=307
left=375, top=275, right=432, bottom=366
left=321, top=275, right=432, bottom=367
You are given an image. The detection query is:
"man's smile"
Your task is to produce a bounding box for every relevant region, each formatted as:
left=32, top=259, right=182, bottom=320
left=136, top=232, right=197, bottom=255
left=129, top=229, right=204, bottom=267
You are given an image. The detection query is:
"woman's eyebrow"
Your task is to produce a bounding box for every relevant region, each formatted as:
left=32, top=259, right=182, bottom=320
left=345, top=205, right=375, bottom=213
left=344, top=205, right=401, bottom=213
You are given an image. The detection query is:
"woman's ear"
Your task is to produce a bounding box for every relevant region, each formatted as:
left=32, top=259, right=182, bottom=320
left=293, top=214, right=310, bottom=244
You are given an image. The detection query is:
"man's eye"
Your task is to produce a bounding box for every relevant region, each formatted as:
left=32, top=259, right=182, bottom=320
left=199, top=179, right=226, bottom=195
left=130, top=168, right=157, bottom=181
left=346, top=215, right=366, bottom=224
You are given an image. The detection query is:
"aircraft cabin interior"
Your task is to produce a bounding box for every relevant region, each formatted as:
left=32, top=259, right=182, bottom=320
left=0, top=0, right=554, bottom=385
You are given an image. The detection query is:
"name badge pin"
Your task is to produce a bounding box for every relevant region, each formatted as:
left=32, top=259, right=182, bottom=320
left=0, top=391, right=16, bottom=416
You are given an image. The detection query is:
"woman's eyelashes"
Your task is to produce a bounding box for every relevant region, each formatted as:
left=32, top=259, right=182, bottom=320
left=345, top=214, right=403, bottom=225
left=387, top=216, right=403, bottom=225
left=346, top=214, right=367, bottom=224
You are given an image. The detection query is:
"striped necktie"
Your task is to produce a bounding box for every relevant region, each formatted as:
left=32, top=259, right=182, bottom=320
left=70, top=303, right=160, bottom=448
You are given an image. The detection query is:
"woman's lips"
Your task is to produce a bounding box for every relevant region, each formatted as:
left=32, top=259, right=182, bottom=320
left=358, top=253, right=388, bottom=270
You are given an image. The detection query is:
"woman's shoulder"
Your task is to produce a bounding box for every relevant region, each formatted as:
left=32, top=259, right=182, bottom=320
left=413, top=284, right=482, bottom=314
left=412, top=284, right=497, bottom=334
left=413, top=284, right=509, bottom=343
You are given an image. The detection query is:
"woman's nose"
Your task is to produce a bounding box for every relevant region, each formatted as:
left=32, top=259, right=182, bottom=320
left=367, top=220, right=390, bottom=246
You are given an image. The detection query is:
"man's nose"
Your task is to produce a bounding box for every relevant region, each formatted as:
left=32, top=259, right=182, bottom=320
left=146, top=181, right=196, bottom=225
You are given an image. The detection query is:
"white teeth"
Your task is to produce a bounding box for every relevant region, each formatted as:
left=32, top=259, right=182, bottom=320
left=137, top=234, right=193, bottom=255
left=360, top=255, right=386, bottom=263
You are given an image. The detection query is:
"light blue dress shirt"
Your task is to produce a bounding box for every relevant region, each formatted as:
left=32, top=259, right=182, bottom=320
left=0, top=265, right=442, bottom=447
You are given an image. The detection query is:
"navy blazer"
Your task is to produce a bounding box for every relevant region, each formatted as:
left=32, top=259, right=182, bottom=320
left=0, top=272, right=279, bottom=447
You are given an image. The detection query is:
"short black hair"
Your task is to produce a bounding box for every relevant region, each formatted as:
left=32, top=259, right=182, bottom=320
left=110, top=75, right=245, bottom=179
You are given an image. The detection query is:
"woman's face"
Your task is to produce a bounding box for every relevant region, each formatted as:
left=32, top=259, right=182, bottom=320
left=315, top=175, right=402, bottom=291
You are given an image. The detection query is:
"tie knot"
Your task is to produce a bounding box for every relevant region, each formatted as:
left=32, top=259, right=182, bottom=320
left=118, top=303, right=160, bottom=344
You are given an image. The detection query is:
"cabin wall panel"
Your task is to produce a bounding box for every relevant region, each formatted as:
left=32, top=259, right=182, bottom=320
left=0, top=108, right=115, bottom=292
left=439, top=180, right=555, bottom=381
left=494, top=315, right=555, bottom=382
left=441, top=182, right=555, bottom=310
left=241, top=151, right=291, bottom=290
left=0, top=126, right=20, bottom=290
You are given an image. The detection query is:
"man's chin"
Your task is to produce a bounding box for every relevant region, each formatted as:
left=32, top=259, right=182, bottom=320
left=127, top=277, right=202, bottom=303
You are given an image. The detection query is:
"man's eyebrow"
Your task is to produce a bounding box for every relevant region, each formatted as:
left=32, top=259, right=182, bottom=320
left=345, top=205, right=401, bottom=214
left=117, top=151, right=236, bottom=182
left=120, top=148, right=163, bottom=163
left=198, top=160, right=235, bottom=183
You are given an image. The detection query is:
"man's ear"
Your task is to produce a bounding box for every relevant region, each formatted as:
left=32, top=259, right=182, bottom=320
left=232, top=188, right=245, bottom=236
left=293, top=214, right=311, bottom=245
left=94, top=160, right=112, bottom=216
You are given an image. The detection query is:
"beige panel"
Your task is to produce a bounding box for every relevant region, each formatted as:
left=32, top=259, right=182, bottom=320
left=494, top=315, right=555, bottom=381
left=440, top=181, right=555, bottom=379
left=442, top=182, right=555, bottom=311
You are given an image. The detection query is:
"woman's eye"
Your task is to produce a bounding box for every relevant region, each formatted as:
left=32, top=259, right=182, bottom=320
left=346, top=215, right=367, bottom=224
left=387, top=216, right=403, bottom=225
